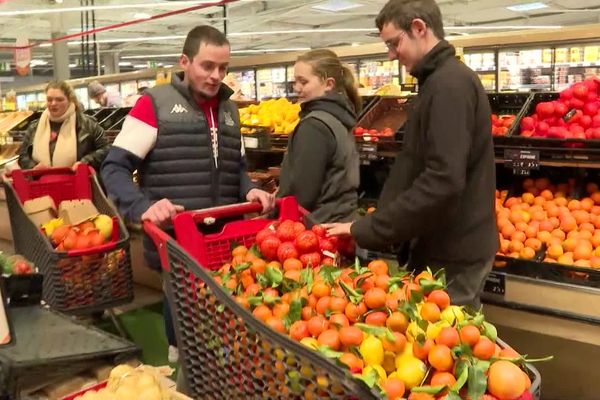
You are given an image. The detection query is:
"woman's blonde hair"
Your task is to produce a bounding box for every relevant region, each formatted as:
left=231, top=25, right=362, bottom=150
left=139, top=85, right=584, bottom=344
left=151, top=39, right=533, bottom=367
left=296, top=49, right=362, bottom=113
left=45, top=80, right=82, bottom=113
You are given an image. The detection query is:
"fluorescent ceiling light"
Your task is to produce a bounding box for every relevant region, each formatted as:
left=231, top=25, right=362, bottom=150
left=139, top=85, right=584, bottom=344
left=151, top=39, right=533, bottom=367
left=163, top=64, right=174, bottom=68
left=0, top=1, right=222, bottom=16
left=133, top=64, right=149, bottom=69
left=232, top=47, right=310, bottom=54
left=30, top=59, right=48, bottom=66
left=133, top=12, right=152, bottom=20
left=506, top=2, right=548, bottom=12
left=229, top=28, right=376, bottom=36
left=68, top=63, right=77, bottom=68
left=312, top=0, right=363, bottom=12
left=122, top=53, right=181, bottom=59
left=118, top=62, right=133, bottom=66
left=445, top=25, right=559, bottom=29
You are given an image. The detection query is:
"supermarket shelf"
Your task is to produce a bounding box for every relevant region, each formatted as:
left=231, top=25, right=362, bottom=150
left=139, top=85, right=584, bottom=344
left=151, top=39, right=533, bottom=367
left=483, top=272, right=600, bottom=326
left=555, top=61, right=600, bottom=67
left=500, top=64, right=553, bottom=69
left=494, top=158, right=600, bottom=169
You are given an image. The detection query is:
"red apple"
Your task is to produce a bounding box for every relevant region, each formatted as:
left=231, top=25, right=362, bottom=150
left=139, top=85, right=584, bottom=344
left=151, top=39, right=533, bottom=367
left=584, top=102, right=599, bottom=117
left=560, top=88, right=574, bottom=101
left=520, top=116, right=535, bottom=131
left=570, top=98, right=586, bottom=110
left=554, top=102, right=568, bottom=118
left=536, top=121, right=550, bottom=135
left=580, top=114, right=592, bottom=129
left=592, top=114, right=600, bottom=128
left=573, top=83, right=589, bottom=100
left=536, top=102, right=555, bottom=118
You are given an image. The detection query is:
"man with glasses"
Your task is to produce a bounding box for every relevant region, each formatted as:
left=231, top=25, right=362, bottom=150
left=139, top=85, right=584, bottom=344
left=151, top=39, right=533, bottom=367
left=100, top=25, right=274, bottom=389
left=327, top=0, right=497, bottom=308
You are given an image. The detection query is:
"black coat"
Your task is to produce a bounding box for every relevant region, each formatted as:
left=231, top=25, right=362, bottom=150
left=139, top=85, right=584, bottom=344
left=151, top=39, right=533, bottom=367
left=352, top=41, right=498, bottom=269
left=18, top=112, right=109, bottom=170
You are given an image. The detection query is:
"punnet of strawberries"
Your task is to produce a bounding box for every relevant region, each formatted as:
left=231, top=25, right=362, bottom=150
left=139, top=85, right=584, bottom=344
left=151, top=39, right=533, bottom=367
left=210, top=219, right=551, bottom=400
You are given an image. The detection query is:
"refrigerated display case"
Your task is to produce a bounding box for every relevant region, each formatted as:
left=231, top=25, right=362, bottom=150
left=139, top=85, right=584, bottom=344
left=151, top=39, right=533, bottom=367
left=464, top=51, right=496, bottom=91
left=554, top=43, right=600, bottom=91
left=231, top=69, right=257, bottom=100
left=358, top=59, right=399, bottom=93
left=74, top=87, right=91, bottom=110
left=498, top=47, right=553, bottom=92
left=256, top=67, right=287, bottom=99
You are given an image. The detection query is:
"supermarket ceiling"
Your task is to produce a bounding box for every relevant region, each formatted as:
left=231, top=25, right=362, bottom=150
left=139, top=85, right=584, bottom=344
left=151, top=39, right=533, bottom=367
left=0, top=0, right=599, bottom=68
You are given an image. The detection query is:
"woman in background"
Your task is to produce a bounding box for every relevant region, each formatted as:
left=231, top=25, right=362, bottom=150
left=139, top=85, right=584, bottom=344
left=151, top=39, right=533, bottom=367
left=277, top=49, right=361, bottom=223
left=18, top=80, right=109, bottom=171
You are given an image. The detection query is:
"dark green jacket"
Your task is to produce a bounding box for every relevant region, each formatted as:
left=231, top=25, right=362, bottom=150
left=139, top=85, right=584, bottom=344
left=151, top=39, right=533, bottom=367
left=18, top=112, right=109, bottom=170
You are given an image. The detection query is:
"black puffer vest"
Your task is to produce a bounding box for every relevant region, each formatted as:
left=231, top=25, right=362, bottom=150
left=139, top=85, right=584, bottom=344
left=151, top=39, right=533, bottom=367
left=142, top=74, right=244, bottom=268
left=142, top=74, right=243, bottom=210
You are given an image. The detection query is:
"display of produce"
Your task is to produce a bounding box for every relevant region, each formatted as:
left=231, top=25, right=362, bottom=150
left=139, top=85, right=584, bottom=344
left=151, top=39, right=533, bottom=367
left=495, top=177, right=600, bottom=269
left=517, top=77, right=600, bottom=139
left=45, top=214, right=115, bottom=251
left=206, top=219, right=544, bottom=400
left=239, top=98, right=300, bottom=135
left=0, top=252, right=35, bottom=275
left=491, top=114, right=516, bottom=137
left=64, top=364, right=189, bottom=400
left=354, top=126, right=395, bottom=139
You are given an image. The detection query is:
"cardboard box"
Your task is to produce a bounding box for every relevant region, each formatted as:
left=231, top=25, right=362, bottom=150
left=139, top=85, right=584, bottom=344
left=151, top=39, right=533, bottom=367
left=58, top=199, right=99, bottom=225
left=23, top=195, right=56, bottom=227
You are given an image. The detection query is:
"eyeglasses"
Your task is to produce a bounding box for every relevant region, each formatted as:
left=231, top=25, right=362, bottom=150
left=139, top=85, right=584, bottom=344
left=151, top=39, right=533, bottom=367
left=384, top=31, right=406, bottom=53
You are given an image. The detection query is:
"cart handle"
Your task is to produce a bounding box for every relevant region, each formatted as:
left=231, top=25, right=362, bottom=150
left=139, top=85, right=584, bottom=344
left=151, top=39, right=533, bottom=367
left=9, top=164, right=93, bottom=179
left=143, top=220, right=172, bottom=271
left=182, top=196, right=301, bottom=225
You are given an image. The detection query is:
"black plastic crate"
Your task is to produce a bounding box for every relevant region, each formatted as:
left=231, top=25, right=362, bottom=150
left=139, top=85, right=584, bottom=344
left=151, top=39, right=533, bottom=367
left=0, top=306, right=139, bottom=399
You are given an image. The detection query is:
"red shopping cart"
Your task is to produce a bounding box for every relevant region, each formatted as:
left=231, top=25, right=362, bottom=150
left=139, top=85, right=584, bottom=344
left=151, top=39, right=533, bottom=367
left=143, top=197, right=380, bottom=399
left=3, top=165, right=134, bottom=316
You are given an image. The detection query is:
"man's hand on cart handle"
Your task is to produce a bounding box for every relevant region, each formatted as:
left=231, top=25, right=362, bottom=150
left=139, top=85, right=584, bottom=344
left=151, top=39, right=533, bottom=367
left=323, top=222, right=353, bottom=237
left=141, top=198, right=185, bottom=226
left=246, top=188, right=275, bottom=213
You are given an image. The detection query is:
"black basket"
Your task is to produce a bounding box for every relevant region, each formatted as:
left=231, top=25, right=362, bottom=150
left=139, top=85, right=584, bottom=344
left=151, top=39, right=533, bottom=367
left=0, top=306, right=139, bottom=399
left=488, top=92, right=532, bottom=142
left=3, top=174, right=134, bottom=315
left=242, top=126, right=272, bottom=150
left=161, top=239, right=380, bottom=400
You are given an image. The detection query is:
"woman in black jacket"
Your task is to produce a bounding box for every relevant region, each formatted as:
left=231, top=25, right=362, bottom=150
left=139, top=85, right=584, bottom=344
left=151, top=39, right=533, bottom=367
left=278, top=49, right=361, bottom=223
left=18, top=80, right=109, bottom=171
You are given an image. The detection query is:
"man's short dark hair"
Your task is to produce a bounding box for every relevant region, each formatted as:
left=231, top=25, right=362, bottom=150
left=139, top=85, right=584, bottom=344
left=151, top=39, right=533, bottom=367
left=182, top=25, right=230, bottom=59
left=376, top=0, right=445, bottom=40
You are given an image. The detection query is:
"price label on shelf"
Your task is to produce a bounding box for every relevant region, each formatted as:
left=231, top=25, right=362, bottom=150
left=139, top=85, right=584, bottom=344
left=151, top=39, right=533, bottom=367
left=484, top=271, right=506, bottom=296
left=504, top=149, right=540, bottom=175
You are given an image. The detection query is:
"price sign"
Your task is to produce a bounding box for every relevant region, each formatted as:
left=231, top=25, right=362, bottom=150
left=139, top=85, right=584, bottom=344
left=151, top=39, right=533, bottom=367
left=484, top=271, right=506, bottom=296
left=504, top=149, right=539, bottom=175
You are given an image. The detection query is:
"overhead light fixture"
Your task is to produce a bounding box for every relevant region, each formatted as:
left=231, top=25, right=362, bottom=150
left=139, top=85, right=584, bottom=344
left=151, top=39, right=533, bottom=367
left=30, top=59, right=48, bottom=66
left=312, top=0, right=362, bottom=12
left=0, top=1, right=223, bottom=16
left=445, top=25, right=559, bottom=29
left=229, top=28, right=376, bottom=37
left=133, top=12, right=152, bottom=20
left=351, top=42, right=360, bottom=47
left=133, top=64, right=149, bottom=69
left=118, top=61, right=133, bottom=66
left=68, top=63, right=77, bottom=68
left=122, top=53, right=181, bottom=59
left=506, top=2, right=548, bottom=12
left=231, top=47, right=310, bottom=54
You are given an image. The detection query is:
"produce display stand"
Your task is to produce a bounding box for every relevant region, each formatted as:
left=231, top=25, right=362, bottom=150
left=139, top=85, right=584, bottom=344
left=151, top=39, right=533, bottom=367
left=0, top=306, right=139, bottom=399
left=3, top=166, right=134, bottom=324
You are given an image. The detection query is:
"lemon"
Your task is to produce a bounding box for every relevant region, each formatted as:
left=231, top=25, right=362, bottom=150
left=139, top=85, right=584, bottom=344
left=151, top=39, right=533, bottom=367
left=300, top=337, right=319, bottom=350
left=359, top=335, right=384, bottom=366
left=363, top=364, right=387, bottom=385
left=426, top=320, right=451, bottom=340
left=440, top=305, right=465, bottom=326
left=406, top=321, right=426, bottom=343
left=395, top=356, right=427, bottom=389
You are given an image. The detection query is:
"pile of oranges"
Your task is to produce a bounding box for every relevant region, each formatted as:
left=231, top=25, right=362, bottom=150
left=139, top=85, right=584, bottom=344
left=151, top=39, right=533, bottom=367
left=496, top=178, right=600, bottom=268
left=212, top=221, right=541, bottom=400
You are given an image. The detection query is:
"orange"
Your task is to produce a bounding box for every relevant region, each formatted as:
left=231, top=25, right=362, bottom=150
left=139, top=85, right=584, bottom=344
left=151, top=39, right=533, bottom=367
left=345, top=302, right=367, bottom=323
left=574, top=245, right=593, bottom=261
left=520, top=247, right=536, bottom=260
left=317, top=329, right=341, bottom=350
left=368, top=259, right=389, bottom=275
left=560, top=216, right=578, bottom=232
left=301, top=306, right=314, bottom=321
left=383, top=377, right=406, bottom=400
left=590, top=256, right=600, bottom=269
left=364, top=311, right=388, bottom=327
left=562, top=237, right=579, bottom=252
left=515, top=221, right=528, bottom=232
left=488, top=361, right=527, bottom=400
left=509, top=210, right=525, bottom=224
left=533, top=196, right=546, bottom=207
left=573, top=210, right=591, bottom=225
left=283, top=258, right=302, bottom=271
left=459, top=325, right=481, bottom=347
left=272, top=303, right=290, bottom=319
left=581, top=222, right=596, bottom=233
left=428, top=344, right=454, bottom=372
left=375, top=274, right=390, bottom=291
left=504, top=197, right=520, bottom=208
left=339, top=326, right=364, bottom=347
left=473, top=337, right=496, bottom=360
left=540, top=189, right=554, bottom=201
left=427, top=290, right=451, bottom=310
left=568, top=199, right=582, bottom=211
left=547, top=244, right=564, bottom=259
left=382, top=331, right=407, bottom=353
left=501, top=224, right=516, bottom=239
left=339, top=352, right=364, bottom=371
left=265, top=317, right=286, bottom=333
left=364, top=287, right=388, bottom=309
left=284, top=269, right=301, bottom=282
left=592, top=193, right=600, bottom=205
left=435, top=327, right=460, bottom=348
left=551, top=229, right=566, bottom=240
left=231, top=245, right=248, bottom=257
left=329, top=313, right=350, bottom=329
left=574, top=259, right=591, bottom=268
left=581, top=198, right=595, bottom=212
left=386, top=311, right=409, bottom=333
left=508, top=240, right=524, bottom=253
left=511, top=231, right=527, bottom=243
left=312, top=282, right=331, bottom=298
left=537, top=230, right=552, bottom=243
left=524, top=238, right=542, bottom=251
left=330, top=296, right=348, bottom=313
left=420, top=302, right=441, bottom=323
left=555, top=196, right=568, bottom=207
left=252, top=305, right=273, bottom=322
left=235, top=295, right=250, bottom=310
left=413, top=339, right=434, bottom=361
left=430, top=371, right=457, bottom=387
left=307, top=315, right=329, bottom=337
left=557, top=253, right=574, bottom=265
left=521, top=192, right=535, bottom=205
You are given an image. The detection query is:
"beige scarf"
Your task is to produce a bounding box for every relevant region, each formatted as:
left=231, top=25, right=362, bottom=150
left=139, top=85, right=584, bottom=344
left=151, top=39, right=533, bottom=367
left=32, top=103, right=77, bottom=168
